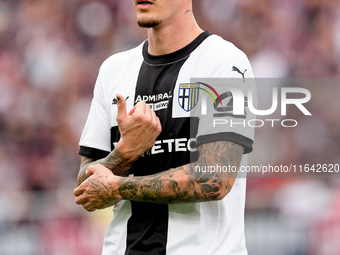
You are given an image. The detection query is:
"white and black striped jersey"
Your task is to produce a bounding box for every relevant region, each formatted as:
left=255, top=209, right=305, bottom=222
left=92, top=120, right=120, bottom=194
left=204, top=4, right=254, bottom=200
left=79, top=31, right=256, bottom=255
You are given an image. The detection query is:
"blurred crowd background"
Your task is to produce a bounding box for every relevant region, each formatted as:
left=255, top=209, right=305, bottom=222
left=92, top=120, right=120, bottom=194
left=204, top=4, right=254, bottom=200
left=0, top=0, right=339, bottom=254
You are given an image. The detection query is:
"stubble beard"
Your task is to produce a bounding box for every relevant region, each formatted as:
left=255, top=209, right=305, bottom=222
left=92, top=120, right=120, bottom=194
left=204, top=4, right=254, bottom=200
left=137, top=18, right=162, bottom=28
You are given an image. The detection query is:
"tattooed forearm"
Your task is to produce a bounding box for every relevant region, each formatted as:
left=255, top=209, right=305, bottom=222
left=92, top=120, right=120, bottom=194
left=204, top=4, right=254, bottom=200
left=101, top=149, right=134, bottom=176
left=77, top=149, right=133, bottom=186
left=118, top=141, right=244, bottom=203
left=77, top=156, right=94, bottom=186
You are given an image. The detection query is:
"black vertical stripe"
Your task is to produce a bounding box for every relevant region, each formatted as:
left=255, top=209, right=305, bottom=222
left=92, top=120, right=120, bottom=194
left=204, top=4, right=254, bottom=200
left=125, top=203, right=169, bottom=255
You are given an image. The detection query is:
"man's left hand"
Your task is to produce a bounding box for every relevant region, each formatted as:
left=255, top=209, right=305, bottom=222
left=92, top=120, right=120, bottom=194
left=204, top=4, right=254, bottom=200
left=74, top=164, right=121, bottom=212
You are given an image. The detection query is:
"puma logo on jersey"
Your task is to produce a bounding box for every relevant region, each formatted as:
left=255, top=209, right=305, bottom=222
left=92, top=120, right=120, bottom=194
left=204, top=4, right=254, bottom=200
left=232, top=66, right=247, bottom=82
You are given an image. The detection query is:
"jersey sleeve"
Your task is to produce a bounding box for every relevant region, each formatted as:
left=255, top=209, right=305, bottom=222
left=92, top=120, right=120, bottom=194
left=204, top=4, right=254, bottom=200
left=79, top=64, right=111, bottom=159
left=195, top=47, right=256, bottom=154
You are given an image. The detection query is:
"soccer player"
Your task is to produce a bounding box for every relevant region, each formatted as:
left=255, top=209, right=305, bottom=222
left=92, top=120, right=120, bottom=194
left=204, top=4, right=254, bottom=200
left=74, top=0, right=255, bottom=254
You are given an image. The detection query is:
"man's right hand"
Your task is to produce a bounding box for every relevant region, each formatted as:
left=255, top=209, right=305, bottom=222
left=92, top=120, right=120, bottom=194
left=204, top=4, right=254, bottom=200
left=115, top=93, right=162, bottom=162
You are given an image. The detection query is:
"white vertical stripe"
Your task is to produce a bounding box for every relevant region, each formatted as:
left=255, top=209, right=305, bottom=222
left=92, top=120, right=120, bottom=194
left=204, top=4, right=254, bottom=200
left=102, top=201, right=131, bottom=255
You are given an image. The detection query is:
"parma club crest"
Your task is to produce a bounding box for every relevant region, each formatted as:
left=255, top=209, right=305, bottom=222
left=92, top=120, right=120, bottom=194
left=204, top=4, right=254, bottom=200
left=178, top=83, right=200, bottom=112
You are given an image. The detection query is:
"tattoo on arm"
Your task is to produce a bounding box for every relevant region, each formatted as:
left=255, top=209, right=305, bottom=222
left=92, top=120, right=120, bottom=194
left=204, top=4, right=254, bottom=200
left=101, top=149, right=133, bottom=176
left=118, top=141, right=244, bottom=203
left=77, top=156, right=94, bottom=186
left=77, top=149, right=133, bottom=186
left=185, top=9, right=192, bottom=14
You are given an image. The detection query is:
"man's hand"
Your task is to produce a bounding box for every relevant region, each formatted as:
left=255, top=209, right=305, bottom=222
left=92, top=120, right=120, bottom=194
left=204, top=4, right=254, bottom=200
left=74, top=164, right=121, bottom=212
left=115, top=93, right=162, bottom=161
left=74, top=94, right=161, bottom=207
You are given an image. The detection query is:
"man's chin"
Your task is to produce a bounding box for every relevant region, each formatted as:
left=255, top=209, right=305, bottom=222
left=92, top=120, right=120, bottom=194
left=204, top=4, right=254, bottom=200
left=137, top=19, right=162, bottom=28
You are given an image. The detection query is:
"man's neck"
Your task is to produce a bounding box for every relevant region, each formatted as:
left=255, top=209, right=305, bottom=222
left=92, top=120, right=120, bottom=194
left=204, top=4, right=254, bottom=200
left=146, top=13, right=204, bottom=56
